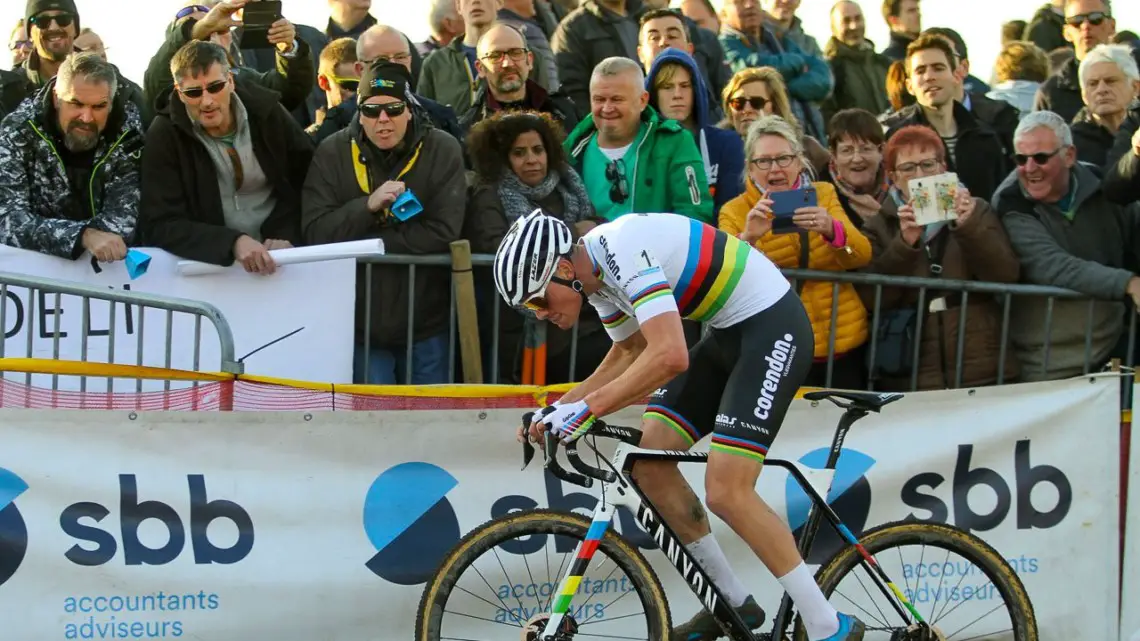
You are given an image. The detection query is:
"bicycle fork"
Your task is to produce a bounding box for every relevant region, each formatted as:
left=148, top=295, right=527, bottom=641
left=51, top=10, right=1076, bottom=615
left=539, top=504, right=616, bottom=639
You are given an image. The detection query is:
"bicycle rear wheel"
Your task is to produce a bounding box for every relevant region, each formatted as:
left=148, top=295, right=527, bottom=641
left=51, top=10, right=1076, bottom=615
left=792, top=520, right=1038, bottom=641
left=415, top=509, right=672, bottom=641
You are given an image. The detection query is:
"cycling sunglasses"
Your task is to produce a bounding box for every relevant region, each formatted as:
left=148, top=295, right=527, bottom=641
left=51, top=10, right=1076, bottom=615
left=522, top=277, right=579, bottom=311
left=1065, top=11, right=1109, bottom=27
left=360, top=101, right=408, bottom=119
left=29, top=12, right=74, bottom=30
left=178, top=79, right=228, bottom=99
left=606, top=160, right=629, bottom=204
left=328, top=75, right=360, bottom=92
left=1013, top=148, right=1062, bottom=166
left=729, top=96, right=769, bottom=112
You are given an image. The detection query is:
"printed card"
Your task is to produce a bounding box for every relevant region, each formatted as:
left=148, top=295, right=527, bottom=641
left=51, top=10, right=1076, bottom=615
left=908, top=173, right=960, bottom=226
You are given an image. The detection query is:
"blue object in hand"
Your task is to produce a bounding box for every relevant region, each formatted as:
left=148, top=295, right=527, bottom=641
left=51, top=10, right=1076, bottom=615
left=125, top=249, right=151, bottom=280
left=391, top=190, right=423, bottom=221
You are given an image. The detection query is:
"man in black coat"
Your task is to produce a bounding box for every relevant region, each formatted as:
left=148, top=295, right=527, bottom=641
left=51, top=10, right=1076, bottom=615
left=140, top=40, right=314, bottom=274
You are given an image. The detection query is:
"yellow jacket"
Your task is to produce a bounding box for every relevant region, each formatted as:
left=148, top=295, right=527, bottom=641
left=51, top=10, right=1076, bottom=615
left=719, top=179, right=872, bottom=358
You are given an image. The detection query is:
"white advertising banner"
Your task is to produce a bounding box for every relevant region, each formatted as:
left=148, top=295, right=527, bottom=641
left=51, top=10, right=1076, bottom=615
left=1124, top=384, right=1139, bottom=641
left=0, top=376, right=1121, bottom=640
left=0, top=245, right=355, bottom=389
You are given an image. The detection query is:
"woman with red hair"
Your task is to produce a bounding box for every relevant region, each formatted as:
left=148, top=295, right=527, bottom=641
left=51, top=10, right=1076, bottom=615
left=860, top=125, right=1022, bottom=390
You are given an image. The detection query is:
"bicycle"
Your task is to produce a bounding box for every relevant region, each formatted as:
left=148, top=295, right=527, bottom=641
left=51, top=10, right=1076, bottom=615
left=415, top=389, right=1039, bottom=641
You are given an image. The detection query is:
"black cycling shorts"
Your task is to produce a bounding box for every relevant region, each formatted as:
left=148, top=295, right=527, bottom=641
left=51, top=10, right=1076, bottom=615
left=643, top=289, right=813, bottom=462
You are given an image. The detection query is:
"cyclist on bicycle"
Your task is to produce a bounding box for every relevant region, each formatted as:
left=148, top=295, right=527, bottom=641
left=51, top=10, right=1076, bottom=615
left=496, top=209, right=865, bottom=641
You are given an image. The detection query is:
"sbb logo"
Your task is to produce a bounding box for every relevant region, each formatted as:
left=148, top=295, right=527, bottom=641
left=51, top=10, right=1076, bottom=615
left=60, top=474, right=254, bottom=566
left=0, top=468, right=29, bottom=587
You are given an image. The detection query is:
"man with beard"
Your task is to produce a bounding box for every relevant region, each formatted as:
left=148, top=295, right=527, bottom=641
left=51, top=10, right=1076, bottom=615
left=459, top=23, right=578, bottom=135
left=0, top=53, right=144, bottom=260
left=2, top=0, right=150, bottom=123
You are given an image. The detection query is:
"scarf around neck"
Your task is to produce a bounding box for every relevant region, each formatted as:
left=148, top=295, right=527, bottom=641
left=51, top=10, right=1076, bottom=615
left=828, top=158, right=890, bottom=202
left=497, top=166, right=593, bottom=224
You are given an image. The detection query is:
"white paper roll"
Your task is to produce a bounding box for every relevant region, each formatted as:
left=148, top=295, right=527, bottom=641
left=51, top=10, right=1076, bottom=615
left=177, top=239, right=386, bottom=276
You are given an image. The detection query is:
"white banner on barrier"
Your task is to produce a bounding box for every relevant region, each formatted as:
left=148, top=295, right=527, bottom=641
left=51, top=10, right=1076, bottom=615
left=1124, top=383, right=1139, bottom=641
left=0, top=377, right=1120, bottom=640
left=0, top=245, right=355, bottom=389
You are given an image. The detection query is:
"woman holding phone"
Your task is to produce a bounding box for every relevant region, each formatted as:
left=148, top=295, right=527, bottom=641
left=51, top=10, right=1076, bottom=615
left=719, top=115, right=873, bottom=389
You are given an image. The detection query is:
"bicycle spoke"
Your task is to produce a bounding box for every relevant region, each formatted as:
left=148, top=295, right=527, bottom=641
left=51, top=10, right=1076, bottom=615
left=578, top=584, right=642, bottom=626
left=545, top=547, right=574, bottom=612
left=830, top=583, right=892, bottom=629
left=930, top=548, right=952, bottom=623
left=953, top=622, right=1014, bottom=641
left=931, top=560, right=983, bottom=624
left=579, top=610, right=649, bottom=626
left=940, top=600, right=1006, bottom=638
left=447, top=609, right=534, bottom=628
left=442, top=636, right=497, bottom=641
left=574, top=562, right=623, bottom=623
left=458, top=571, right=525, bottom=626
left=493, top=545, right=529, bottom=618
left=521, top=549, right=544, bottom=612
left=571, top=632, right=649, bottom=640
left=851, top=563, right=893, bottom=626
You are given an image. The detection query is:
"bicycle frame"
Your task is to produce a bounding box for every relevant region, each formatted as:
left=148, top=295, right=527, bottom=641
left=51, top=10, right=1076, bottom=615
left=538, top=406, right=929, bottom=640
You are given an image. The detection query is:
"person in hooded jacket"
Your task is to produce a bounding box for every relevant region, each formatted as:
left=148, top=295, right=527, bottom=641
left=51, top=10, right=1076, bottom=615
left=140, top=40, right=313, bottom=272
left=302, top=60, right=466, bottom=385
left=645, top=47, right=744, bottom=219
left=0, top=53, right=144, bottom=260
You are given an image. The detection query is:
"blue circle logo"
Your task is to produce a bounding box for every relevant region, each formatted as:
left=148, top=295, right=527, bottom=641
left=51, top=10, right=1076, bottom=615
left=363, top=462, right=461, bottom=585
left=0, top=468, right=29, bottom=587
left=785, top=449, right=875, bottom=564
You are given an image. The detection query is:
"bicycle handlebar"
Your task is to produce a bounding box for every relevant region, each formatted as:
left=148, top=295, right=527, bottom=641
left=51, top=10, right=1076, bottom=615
left=520, top=412, right=644, bottom=488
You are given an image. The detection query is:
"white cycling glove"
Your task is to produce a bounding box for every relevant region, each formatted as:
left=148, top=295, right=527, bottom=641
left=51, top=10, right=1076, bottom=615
left=536, top=399, right=598, bottom=444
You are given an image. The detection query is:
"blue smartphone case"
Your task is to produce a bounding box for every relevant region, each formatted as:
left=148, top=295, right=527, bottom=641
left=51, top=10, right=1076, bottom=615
left=768, top=186, right=817, bottom=234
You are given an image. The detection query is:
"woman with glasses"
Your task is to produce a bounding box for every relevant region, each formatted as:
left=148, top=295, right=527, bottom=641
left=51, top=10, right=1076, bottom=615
left=824, top=108, right=893, bottom=230
left=719, top=67, right=830, bottom=178
left=465, top=110, right=609, bottom=383
left=720, top=115, right=873, bottom=389
left=860, top=125, right=1020, bottom=391
left=8, top=20, right=30, bottom=68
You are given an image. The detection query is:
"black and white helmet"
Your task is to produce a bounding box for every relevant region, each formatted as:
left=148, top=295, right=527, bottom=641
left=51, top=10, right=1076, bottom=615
left=493, top=209, right=574, bottom=307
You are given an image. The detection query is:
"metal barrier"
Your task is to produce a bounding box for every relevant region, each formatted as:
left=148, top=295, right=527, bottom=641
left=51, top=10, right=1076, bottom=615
left=0, top=271, right=242, bottom=393
left=357, top=256, right=1137, bottom=408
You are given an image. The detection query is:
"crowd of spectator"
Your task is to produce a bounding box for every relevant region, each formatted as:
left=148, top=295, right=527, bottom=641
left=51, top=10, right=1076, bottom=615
left=0, top=0, right=1137, bottom=390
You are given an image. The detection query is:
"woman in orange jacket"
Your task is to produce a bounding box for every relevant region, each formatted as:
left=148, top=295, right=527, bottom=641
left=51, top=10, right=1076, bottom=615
left=719, top=115, right=873, bottom=389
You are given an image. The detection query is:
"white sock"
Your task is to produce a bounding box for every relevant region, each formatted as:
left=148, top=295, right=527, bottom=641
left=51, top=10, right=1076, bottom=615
left=777, top=562, right=839, bottom=640
left=685, top=534, right=750, bottom=607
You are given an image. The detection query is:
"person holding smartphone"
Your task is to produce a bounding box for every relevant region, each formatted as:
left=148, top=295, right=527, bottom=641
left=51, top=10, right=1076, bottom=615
left=718, top=114, right=873, bottom=390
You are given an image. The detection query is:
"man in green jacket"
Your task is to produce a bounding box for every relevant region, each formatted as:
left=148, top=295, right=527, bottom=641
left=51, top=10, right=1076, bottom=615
left=822, top=0, right=891, bottom=124
left=563, top=56, right=713, bottom=223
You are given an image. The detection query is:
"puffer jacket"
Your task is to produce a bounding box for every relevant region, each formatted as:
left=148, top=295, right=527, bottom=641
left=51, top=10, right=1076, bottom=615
left=860, top=197, right=1021, bottom=390
left=0, top=78, right=144, bottom=259
left=719, top=179, right=872, bottom=358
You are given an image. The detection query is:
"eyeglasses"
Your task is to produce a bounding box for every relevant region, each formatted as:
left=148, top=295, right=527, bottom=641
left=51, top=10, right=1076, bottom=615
left=178, top=79, right=228, bottom=99
left=1065, top=11, right=1108, bottom=27
left=360, top=101, right=408, bottom=119
left=175, top=5, right=210, bottom=20
left=1013, top=148, right=1062, bottom=166
left=749, top=154, right=797, bottom=170
left=363, top=52, right=411, bottom=66
left=729, top=96, right=769, bottom=112
left=29, top=12, right=74, bottom=30
left=606, top=160, right=629, bottom=204
left=835, top=143, right=882, bottom=159
left=480, top=48, right=529, bottom=65
left=893, top=158, right=943, bottom=176
left=327, top=75, right=359, bottom=92
left=9, top=40, right=32, bottom=52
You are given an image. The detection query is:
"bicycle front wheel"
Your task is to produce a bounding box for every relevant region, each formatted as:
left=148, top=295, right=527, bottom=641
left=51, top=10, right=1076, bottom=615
left=794, top=520, right=1038, bottom=641
left=415, top=508, right=672, bottom=641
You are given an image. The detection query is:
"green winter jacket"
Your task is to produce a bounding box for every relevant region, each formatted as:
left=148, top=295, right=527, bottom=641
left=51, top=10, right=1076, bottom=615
left=822, top=38, right=892, bottom=125
left=563, top=106, right=713, bottom=224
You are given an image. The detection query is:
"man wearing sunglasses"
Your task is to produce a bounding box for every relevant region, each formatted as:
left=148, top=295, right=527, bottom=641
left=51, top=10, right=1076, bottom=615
left=140, top=40, right=313, bottom=275
left=0, top=53, right=143, bottom=261
left=301, top=61, right=466, bottom=385
left=307, top=37, right=361, bottom=143
left=993, top=111, right=1140, bottom=381
left=1035, top=0, right=1138, bottom=122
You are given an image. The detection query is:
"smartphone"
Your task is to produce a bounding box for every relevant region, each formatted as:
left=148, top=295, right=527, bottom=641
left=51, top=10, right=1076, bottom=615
left=239, top=1, right=283, bottom=50
left=768, top=186, right=817, bottom=234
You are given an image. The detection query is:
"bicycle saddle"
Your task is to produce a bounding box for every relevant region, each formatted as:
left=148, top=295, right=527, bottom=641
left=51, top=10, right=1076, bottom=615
left=802, top=389, right=904, bottom=412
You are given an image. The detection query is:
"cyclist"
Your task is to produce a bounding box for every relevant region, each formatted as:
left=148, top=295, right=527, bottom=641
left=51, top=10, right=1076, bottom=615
left=497, top=209, right=865, bottom=641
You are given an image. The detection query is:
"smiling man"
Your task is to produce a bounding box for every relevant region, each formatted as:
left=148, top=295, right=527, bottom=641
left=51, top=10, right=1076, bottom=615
left=881, top=33, right=1009, bottom=200
left=140, top=40, right=314, bottom=274
left=563, top=56, right=712, bottom=223
left=0, top=52, right=144, bottom=260
left=822, top=0, right=892, bottom=121
left=992, top=110, right=1140, bottom=381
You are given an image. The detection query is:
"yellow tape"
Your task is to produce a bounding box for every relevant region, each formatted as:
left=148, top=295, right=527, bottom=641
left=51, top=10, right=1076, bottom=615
left=0, top=358, right=229, bottom=382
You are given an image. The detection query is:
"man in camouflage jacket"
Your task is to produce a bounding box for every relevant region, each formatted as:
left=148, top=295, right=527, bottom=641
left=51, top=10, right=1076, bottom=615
left=0, top=53, right=144, bottom=261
